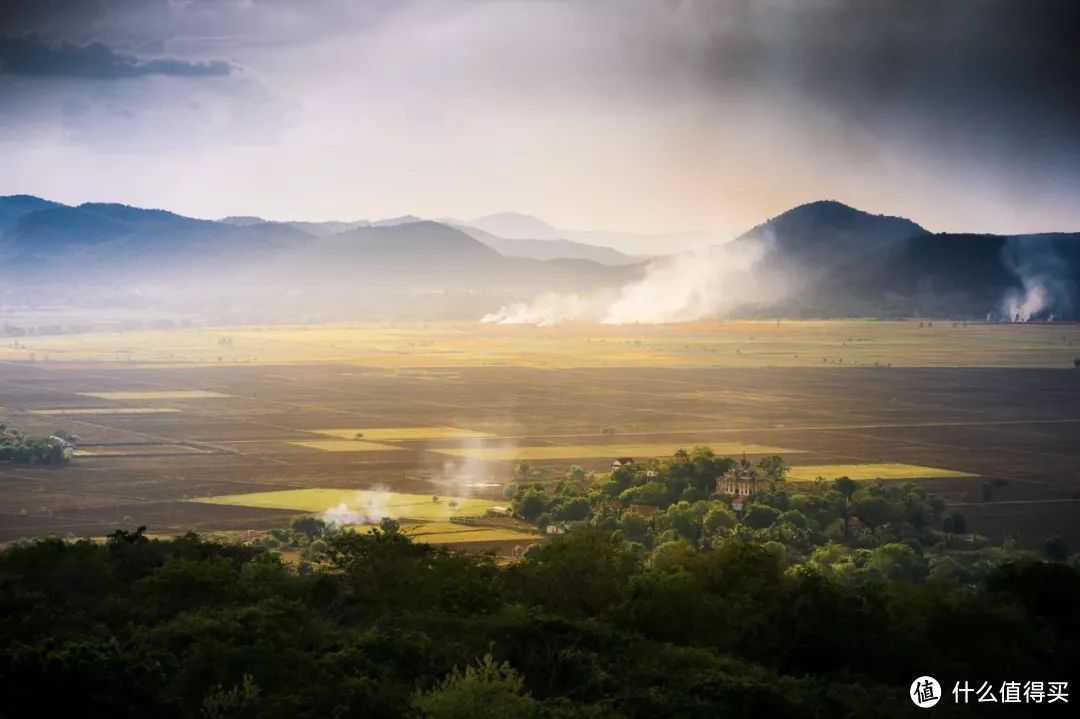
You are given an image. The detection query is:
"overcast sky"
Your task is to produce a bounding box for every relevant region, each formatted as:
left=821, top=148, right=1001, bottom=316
left=1, top=0, right=1078, bottom=239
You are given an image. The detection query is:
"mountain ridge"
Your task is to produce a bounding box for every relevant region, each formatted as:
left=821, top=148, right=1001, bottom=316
left=2, top=194, right=1077, bottom=320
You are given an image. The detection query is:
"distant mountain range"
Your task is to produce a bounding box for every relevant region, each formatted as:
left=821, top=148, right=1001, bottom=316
left=0, top=196, right=641, bottom=270
left=468, top=212, right=562, bottom=241
left=0, top=196, right=642, bottom=321
left=468, top=211, right=705, bottom=256
left=455, top=224, right=638, bottom=266
left=0, top=195, right=1076, bottom=321
left=219, top=209, right=640, bottom=264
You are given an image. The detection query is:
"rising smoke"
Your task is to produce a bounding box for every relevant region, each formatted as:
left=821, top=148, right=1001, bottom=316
left=483, top=235, right=782, bottom=325
left=321, top=485, right=393, bottom=527
left=997, top=236, right=1075, bottom=322
left=319, top=433, right=513, bottom=528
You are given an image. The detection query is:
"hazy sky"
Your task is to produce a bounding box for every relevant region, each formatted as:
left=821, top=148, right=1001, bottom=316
left=1, top=0, right=1078, bottom=240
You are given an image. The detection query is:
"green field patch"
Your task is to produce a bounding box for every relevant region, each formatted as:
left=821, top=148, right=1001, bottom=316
left=79, top=390, right=229, bottom=400
left=787, top=463, right=977, bottom=481
left=312, top=427, right=497, bottom=441
left=190, top=489, right=499, bottom=520
left=434, top=442, right=800, bottom=462
left=287, top=440, right=404, bottom=452
left=30, top=407, right=182, bottom=416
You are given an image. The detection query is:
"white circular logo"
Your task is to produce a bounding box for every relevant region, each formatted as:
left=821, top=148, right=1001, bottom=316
left=910, top=676, right=941, bottom=708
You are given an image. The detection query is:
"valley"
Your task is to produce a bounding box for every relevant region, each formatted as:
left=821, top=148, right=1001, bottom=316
left=2, top=320, right=1078, bottom=549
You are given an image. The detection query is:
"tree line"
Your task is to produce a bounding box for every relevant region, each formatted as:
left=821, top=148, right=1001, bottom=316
left=1, top=525, right=1078, bottom=717
left=2, top=446, right=1077, bottom=717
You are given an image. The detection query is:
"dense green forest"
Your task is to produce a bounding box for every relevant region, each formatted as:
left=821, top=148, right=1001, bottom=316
left=2, top=522, right=1078, bottom=717
left=2, top=448, right=1077, bottom=717
left=499, top=449, right=1072, bottom=582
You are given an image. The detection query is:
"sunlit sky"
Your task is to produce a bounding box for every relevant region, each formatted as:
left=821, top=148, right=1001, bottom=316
left=1, top=1, right=1078, bottom=241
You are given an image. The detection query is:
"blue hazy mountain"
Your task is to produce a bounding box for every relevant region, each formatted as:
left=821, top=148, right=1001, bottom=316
left=1, top=195, right=1076, bottom=319
left=456, top=224, right=637, bottom=265
left=0, top=195, right=64, bottom=233
left=0, top=197, right=642, bottom=320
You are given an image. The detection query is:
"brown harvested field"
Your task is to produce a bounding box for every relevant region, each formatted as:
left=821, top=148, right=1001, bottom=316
left=2, top=321, right=1079, bottom=547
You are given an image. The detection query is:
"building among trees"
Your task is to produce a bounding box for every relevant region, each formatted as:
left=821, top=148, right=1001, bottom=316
left=715, top=454, right=768, bottom=509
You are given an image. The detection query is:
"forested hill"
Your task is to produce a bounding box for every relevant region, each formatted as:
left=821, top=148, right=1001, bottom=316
left=730, top=201, right=1080, bottom=319
left=732, top=199, right=927, bottom=267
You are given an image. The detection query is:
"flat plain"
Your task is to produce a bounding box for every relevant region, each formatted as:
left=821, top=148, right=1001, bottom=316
left=1, top=320, right=1079, bottom=547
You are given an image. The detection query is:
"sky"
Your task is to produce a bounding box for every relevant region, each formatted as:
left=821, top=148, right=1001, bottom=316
left=1, top=0, right=1078, bottom=242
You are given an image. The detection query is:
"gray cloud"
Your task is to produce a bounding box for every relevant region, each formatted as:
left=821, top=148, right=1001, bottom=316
left=680, top=0, right=1080, bottom=159
left=0, top=34, right=234, bottom=78
left=0, top=0, right=1077, bottom=235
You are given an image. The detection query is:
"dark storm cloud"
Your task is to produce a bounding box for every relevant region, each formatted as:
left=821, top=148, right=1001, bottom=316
left=0, top=34, right=234, bottom=78
left=686, top=0, right=1080, bottom=158
left=1, top=0, right=1078, bottom=235
left=0, top=0, right=115, bottom=35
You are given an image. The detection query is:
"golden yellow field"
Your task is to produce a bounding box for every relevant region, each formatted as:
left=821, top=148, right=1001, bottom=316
left=313, top=427, right=496, bottom=441
left=29, top=407, right=182, bottom=415
left=434, top=442, right=800, bottom=462
left=787, top=463, right=977, bottom=481
left=190, top=489, right=500, bottom=519
left=79, top=390, right=229, bottom=400
left=355, top=521, right=538, bottom=544
left=287, top=440, right=404, bottom=452
left=72, top=445, right=210, bottom=457
left=3, top=320, right=1077, bottom=369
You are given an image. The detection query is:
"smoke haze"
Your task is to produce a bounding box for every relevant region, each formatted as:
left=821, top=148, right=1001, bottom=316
left=322, top=486, right=393, bottom=528
left=484, top=235, right=780, bottom=325
left=999, top=237, right=1076, bottom=322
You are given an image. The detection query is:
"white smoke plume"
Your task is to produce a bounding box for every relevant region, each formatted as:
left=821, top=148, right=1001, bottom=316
left=998, top=237, right=1074, bottom=322
left=1000, top=281, right=1051, bottom=323
left=483, top=236, right=780, bottom=325
left=433, top=433, right=515, bottom=497
left=439, top=452, right=493, bottom=495
left=321, top=485, right=392, bottom=527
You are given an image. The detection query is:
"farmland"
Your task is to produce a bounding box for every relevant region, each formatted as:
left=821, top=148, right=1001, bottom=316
left=1, top=320, right=1079, bottom=548
left=313, top=427, right=497, bottom=441
left=29, top=407, right=183, bottom=415
left=1, top=319, right=1078, bottom=369
left=194, top=488, right=501, bottom=519
left=356, top=520, right=538, bottom=545
left=78, top=390, right=231, bottom=400
left=433, top=442, right=800, bottom=462
left=786, top=463, right=977, bottom=482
